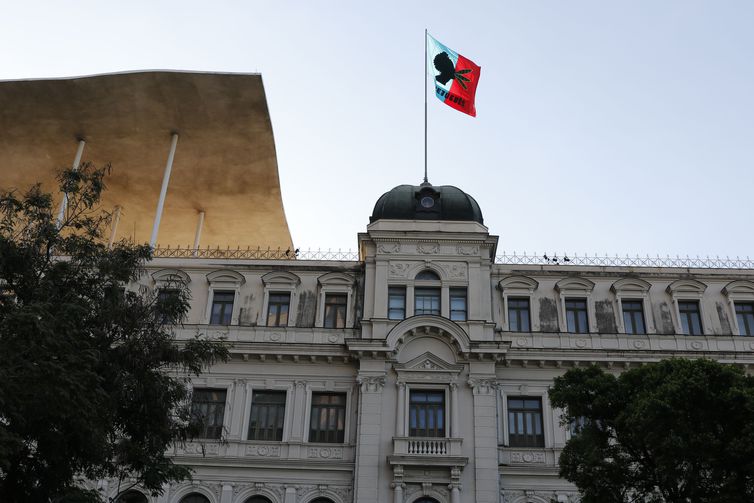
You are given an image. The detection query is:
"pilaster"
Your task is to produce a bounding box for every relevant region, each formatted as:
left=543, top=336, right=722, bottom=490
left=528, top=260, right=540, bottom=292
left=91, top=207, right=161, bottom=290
left=354, top=371, right=387, bottom=503
left=468, top=375, right=500, bottom=503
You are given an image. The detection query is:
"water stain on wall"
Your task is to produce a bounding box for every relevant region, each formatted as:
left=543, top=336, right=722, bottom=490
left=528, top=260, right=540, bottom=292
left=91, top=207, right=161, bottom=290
left=296, top=290, right=317, bottom=328
left=539, top=298, right=559, bottom=332
left=595, top=300, right=617, bottom=333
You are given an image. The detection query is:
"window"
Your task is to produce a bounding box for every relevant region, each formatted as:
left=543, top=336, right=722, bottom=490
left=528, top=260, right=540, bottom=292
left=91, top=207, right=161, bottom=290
left=736, top=303, right=754, bottom=336
left=409, top=390, right=445, bottom=437
left=248, top=391, right=286, bottom=441
left=622, top=299, right=646, bottom=334
left=678, top=300, right=703, bottom=335
left=415, top=287, right=440, bottom=316
left=565, top=298, right=589, bottom=333
left=157, top=288, right=181, bottom=324
left=508, top=297, right=531, bottom=332
left=309, top=392, right=346, bottom=443
left=267, top=292, right=290, bottom=327
left=416, top=270, right=441, bottom=281
left=449, top=288, right=467, bottom=321
left=209, top=290, right=234, bottom=325
left=180, top=495, right=211, bottom=503
left=190, top=388, right=226, bottom=439
left=115, top=491, right=147, bottom=503
left=324, top=293, right=347, bottom=328
left=507, top=397, right=544, bottom=447
left=388, top=286, right=406, bottom=320
left=245, top=497, right=273, bottom=503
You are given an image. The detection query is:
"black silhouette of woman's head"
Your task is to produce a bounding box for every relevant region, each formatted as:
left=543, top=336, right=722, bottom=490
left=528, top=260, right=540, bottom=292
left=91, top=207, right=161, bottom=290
left=433, top=52, right=455, bottom=85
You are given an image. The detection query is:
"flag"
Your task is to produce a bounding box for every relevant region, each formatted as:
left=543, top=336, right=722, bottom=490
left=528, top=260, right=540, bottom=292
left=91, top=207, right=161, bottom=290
left=427, top=33, right=481, bottom=117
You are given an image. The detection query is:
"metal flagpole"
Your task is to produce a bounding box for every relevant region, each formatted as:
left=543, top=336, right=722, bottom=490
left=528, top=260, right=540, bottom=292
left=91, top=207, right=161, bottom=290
left=424, top=29, right=428, bottom=184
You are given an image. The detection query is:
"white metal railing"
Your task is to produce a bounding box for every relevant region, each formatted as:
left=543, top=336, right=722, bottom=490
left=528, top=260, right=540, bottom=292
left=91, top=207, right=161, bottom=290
left=393, top=437, right=463, bottom=457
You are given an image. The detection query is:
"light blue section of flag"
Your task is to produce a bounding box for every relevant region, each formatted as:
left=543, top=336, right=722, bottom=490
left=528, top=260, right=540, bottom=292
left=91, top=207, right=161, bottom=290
left=427, top=33, right=459, bottom=93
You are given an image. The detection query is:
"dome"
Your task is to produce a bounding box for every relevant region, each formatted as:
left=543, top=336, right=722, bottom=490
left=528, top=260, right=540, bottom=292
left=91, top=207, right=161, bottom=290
left=370, top=182, right=484, bottom=224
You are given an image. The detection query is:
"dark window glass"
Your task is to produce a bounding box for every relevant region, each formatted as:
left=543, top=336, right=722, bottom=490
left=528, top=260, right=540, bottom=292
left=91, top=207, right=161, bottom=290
left=565, top=298, right=589, bottom=333
left=116, top=491, right=148, bottom=503
left=157, top=288, right=181, bottom=324
left=508, top=297, right=531, bottom=332
left=244, top=497, right=273, bottom=503
left=210, top=290, right=234, bottom=325
left=415, top=270, right=441, bottom=281
left=415, top=287, right=440, bottom=316
left=622, top=300, right=646, bottom=334
left=388, top=286, right=406, bottom=320
left=507, top=397, right=544, bottom=447
left=736, top=303, right=754, bottom=336
left=409, top=390, right=445, bottom=437
left=267, top=292, right=290, bottom=327
left=310, top=499, right=336, bottom=503
left=190, top=389, right=226, bottom=439
left=324, top=293, right=347, bottom=328
left=449, top=288, right=467, bottom=321
left=248, top=391, right=286, bottom=441
left=309, top=393, right=346, bottom=443
left=180, top=495, right=211, bottom=503
left=679, top=300, right=703, bottom=335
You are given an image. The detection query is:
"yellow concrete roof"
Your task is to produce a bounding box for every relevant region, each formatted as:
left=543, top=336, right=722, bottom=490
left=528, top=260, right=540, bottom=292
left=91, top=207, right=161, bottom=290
left=0, top=70, right=293, bottom=250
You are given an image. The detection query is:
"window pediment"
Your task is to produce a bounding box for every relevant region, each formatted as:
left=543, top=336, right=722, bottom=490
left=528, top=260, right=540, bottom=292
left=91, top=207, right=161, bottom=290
left=152, top=268, right=190, bottom=285
left=317, top=271, right=355, bottom=287
left=206, top=269, right=245, bottom=286
left=261, top=270, right=301, bottom=287
left=666, top=279, right=707, bottom=296
left=394, top=351, right=464, bottom=382
left=499, top=275, right=538, bottom=293
left=611, top=277, right=651, bottom=295
left=722, top=280, right=754, bottom=298
left=554, top=276, right=595, bottom=294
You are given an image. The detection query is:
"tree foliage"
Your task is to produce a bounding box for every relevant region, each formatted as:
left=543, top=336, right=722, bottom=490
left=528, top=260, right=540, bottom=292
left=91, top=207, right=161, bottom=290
left=0, top=164, right=229, bottom=502
left=549, top=359, right=754, bottom=503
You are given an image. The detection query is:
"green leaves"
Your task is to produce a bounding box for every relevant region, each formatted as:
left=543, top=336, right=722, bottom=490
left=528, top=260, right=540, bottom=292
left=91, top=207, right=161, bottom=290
left=453, top=68, right=472, bottom=90
left=550, top=359, right=754, bottom=503
left=0, top=164, right=228, bottom=502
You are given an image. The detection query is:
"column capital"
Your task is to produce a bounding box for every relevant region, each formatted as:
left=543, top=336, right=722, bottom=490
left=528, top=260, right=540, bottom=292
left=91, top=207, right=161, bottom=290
left=467, top=375, right=498, bottom=395
left=357, top=373, right=386, bottom=393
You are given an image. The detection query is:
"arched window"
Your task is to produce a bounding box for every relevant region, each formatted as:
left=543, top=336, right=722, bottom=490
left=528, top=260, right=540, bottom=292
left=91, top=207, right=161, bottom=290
left=414, top=498, right=440, bottom=503
left=180, top=493, right=211, bottom=503
left=415, top=270, right=441, bottom=281
left=244, top=497, right=272, bottom=503
left=115, top=490, right=148, bottom=503
left=309, top=499, right=335, bottom=503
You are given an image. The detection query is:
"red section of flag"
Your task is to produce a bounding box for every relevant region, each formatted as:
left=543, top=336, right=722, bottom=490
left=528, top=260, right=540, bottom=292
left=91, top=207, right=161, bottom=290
left=446, top=54, right=481, bottom=117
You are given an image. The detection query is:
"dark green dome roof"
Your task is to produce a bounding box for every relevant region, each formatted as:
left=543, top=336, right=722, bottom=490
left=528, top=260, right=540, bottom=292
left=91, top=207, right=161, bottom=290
left=370, top=182, right=484, bottom=224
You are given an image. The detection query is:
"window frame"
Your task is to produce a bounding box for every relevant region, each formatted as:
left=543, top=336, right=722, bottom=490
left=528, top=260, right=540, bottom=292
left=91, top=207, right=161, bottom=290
left=266, top=292, right=292, bottom=327
left=449, top=288, right=467, bottom=321
left=499, top=275, right=539, bottom=332
left=735, top=302, right=754, bottom=336
left=507, top=297, right=532, bottom=332
left=307, top=391, right=349, bottom=444
left=209, top=290, right=235, bottom=325
left=323, top=292, right=348, bottom=328
left=315, top=272, right=354, bottom=328
left=505, top=396, right=545, bottom=448
left=666, top=279, right=707, bottom=336
left=260, top=271, right=300, bottom=327
left=678, top=300, right=704, bottom=336
left=722, top=280, right=754, bottom=336
left=408, top=388, right=447, bottom=438
left=564, top=298, right=590, bottom=334
left=247, top=389, right=288, bottom=442
left=414, top=286, right=441, bottom=316
left=189, top=387, right=228, bottom=440
left=611, top=278, right=655, bottom=334
left=621, top=299, right=647, bottom=335
left=388, top=286, right=407, bottom=320
left=204, top=269, right=245, bottom=325
left=555, top=277, right=596, bottom=334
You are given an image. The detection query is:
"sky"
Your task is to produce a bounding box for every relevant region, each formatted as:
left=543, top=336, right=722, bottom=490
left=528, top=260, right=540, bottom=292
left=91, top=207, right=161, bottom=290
left=2, top=1, right=753, bottom=259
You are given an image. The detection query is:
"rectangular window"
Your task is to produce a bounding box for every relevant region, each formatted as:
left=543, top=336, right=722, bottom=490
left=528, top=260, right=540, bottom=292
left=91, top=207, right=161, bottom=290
left=209, top=290, right=235, bottom=325
left=565, top=298, right=589, bottom=333
left=735, top=303, right=754, bottom=336
left=190, top=388, right=226, bottom=439
left=324, top=293, right=347, bottom=328
left=449, top=288, right=467, bottom=321
left=267, top=292, right=290, bottom=327
left=622, top=299, right=646, bottom=334
left=248, top=391, right=286, bottom=441
left=678, top=300, right=703, bottom=335
left=508, top=297, right=531, bottom=332
left=388, top=287, right=406, bottom=320
left=409, top=390, right=445, bottom=437
left=415, top=287, right=440, bottom=316
left=309, top=392, right=346, bottom=443
left=157, top=288, right=181, bottom=324
left=507, top=397, right=544, bottom=447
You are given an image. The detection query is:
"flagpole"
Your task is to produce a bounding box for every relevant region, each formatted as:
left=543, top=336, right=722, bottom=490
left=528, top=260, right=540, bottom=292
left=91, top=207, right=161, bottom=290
left=424, top=29, right=428, bottom=184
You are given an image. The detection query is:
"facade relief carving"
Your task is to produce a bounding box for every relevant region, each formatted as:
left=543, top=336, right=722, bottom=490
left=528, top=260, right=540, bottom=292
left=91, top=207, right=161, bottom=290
left=308, top=446, right=343, bottom=459
left=176, top=442, right=220, bottom=455
left=357, top=374, right=386, bottom=392
left=245, top=444, right=281, bottom=457
left=417, top=242, right=440, bottom=254
left=389, top=262, right=411, bottom=278
left=456, top=244, right=479, bottom=255
left=509, top=451, right=546, bottom=463
left=378, top=242, right=401, bottom=254
left=467, top=376, right=498, bottom=395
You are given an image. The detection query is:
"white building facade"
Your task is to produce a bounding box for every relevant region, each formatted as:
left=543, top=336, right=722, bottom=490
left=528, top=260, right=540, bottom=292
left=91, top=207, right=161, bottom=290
left=104, top=183, right=754, bottom=503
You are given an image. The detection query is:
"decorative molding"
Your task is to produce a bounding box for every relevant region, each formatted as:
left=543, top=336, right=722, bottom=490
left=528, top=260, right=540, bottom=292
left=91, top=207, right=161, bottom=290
left=509, top=451, right=546, bottom=463
left=456, top=244, right=479, bottom=255
left=389, top=262, right=411, bottom=278
left=378, top=242, right=401, bottom=254
left=176, top=442, right=219, bottom=455
left=308, top=446, right=343, bottom=459
left=357, top=374, right=386, bottom=393
left=467, top=376, right=498, bottom=395
left=245, top=444, right=281, bottom=457
left=417, top=242, right=440, bottom=254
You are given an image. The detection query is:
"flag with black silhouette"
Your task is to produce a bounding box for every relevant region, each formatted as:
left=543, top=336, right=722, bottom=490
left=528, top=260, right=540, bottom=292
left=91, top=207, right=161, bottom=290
left=426, top=33, right=481, bottom=117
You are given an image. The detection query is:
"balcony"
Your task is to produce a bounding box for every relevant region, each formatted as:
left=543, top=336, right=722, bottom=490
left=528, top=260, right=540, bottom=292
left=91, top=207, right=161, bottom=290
left=389, top=437, right=467, bottom=468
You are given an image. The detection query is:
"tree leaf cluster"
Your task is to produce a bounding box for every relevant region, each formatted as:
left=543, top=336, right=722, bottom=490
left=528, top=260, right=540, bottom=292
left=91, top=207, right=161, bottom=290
left=0, top=164, right=229, bottom=502
left=549, top=359, right=754, bottom=503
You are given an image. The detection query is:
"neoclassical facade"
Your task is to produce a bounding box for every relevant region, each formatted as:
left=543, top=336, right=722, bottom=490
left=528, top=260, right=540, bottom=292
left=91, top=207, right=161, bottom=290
left=98, top=182, right=754, bottom=503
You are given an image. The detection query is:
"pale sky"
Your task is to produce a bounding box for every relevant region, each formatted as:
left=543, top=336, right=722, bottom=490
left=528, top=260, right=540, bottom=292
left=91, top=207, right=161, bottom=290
left=2, top=1, right=753, bottom=258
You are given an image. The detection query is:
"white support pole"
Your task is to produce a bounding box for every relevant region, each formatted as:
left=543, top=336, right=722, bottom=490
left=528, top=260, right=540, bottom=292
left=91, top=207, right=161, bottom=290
left=107, top=206, right=122, bottom=249
left=56, top=139, right=86, bottom=226
left=192, top=210, right=205, bottom=256
left=150, top=133, right=179, bottom=248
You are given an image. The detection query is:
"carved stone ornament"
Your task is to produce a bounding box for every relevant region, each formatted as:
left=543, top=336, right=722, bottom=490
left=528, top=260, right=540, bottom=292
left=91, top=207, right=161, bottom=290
left=417, top=242, right=440, bottom=254
left=389, top=262, right=411, bottom=278
left=510, top=451, right=546, bottom=463
left=357, top=374, right=386, bottom=393
left=308, top=446, right=343, bottom=459
left=456, top=244, right=479, bottom=255
left=176, top=442, right=220, bottom=455
left=467, top=376, right=498, bottom=395
left=245, top=444, right=281, bottom=457
left=378, top=242, right=401, bottom=254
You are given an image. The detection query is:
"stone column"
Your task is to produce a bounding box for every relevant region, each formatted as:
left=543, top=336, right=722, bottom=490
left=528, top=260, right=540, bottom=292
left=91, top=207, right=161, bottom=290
left=284, top=486, right=297, bottom=503
left=392, top=464, right=405, bottom=503
left=289, top=380, right=308, bottom=441
left=450, top=381, right=459, bottom=438
left=468, top=375, right=500, bottom=503
left=449, top=466, right=462, bottom=503
left=396, top=381, right=406, bottom=436
left=219, top=484, right=233, bottom=503
left=354, top=372, right=386, bottom=503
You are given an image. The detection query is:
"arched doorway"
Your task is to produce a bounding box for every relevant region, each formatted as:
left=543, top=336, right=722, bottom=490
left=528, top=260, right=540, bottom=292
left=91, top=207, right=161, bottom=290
left=414, top=498, right=440, bottom=503
left=115, top=490, right=148, bottom=503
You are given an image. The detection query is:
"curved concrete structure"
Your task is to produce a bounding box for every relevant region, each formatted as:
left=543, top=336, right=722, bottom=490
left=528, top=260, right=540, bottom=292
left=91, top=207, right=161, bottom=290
left=0, top=70, right=293, bottom=250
